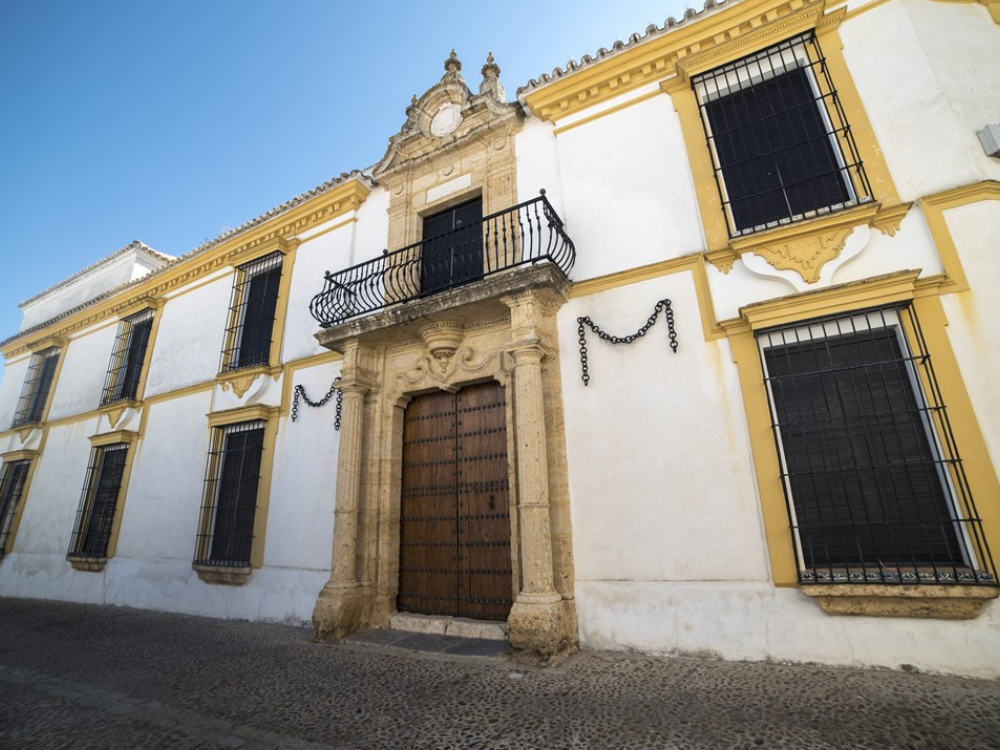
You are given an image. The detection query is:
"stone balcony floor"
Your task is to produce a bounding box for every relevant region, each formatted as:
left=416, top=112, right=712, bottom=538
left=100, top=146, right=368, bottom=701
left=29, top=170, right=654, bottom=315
left=0, top=597, right=998, bottom=749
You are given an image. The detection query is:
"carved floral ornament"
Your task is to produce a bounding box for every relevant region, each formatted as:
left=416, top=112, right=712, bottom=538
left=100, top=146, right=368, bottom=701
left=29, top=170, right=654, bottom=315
left=706, top=203, right=912, bottom=284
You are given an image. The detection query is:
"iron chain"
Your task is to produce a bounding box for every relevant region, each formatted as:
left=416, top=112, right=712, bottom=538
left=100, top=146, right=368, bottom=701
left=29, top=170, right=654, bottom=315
left=577, top=299, right=678, bottom=386
left=291, top=378, right=343, bottom=430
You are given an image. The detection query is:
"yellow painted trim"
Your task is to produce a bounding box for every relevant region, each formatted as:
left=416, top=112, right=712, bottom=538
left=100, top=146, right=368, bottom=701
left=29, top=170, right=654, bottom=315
left=43, top=408, right=102, bottom=431
left=666, top=81, right=730, bottom=251
left=524, top=0, right=829, bottom=123
left=727, top=270, right=1000, bottom=585
left=206, top=404, right=279, bottom=429
left=842, top=0, right=895, bottom=20
left=0, top=449, right=38, bottom=462
left=297, top=215, right=358, bottom=245
left=568, top=255, right=726, bottom=341
left=663, top=15, right=905, bottom=253
left=220, top=240, right=298, bottom=373
left=278, top=350, right=344, bottom=416
left=89, top=430, right=139, bottom=448
left=910, top=295, right=1000, bottom=563
left=815, top=26, right=901, bottom=208
left=0, top=453, right=40, bottom=556
left=36, top=346, right=66, bottom=428
left=70, top=435, right=139, bottom=562
left=143, top=382, right=215, bottom=405
left=2, top=177, right=371, bottom=360
left=927, top=0, right=1000, bottom=26
left=740, top=270, right=920, bottom=329
left=551, top=89, right=664, bottom=136
left=133, top=303, right=165, bottom=406
left=270, top=243, right=298, bottom=367
left=162, top=269, right=232, bottom=301
left=200, top=404, right=279, bottom=570
left=920, top=181, right=1000, bottom=294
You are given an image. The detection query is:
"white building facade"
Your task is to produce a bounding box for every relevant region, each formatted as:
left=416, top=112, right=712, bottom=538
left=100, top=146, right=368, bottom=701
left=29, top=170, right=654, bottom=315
left=2, top=0, right=999, bottom=677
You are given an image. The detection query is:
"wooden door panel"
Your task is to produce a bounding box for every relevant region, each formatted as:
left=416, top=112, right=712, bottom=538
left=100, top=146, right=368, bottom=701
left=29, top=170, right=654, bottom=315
left=398, top=381, right=512, bottom=622
left=457, top=382, right=512, bottom=621
left=398, top=390, right=459, bottom=617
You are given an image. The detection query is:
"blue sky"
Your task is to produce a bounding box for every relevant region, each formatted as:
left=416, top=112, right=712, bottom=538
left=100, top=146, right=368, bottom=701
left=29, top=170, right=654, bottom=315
left=0, top=0, right=692, bottom=343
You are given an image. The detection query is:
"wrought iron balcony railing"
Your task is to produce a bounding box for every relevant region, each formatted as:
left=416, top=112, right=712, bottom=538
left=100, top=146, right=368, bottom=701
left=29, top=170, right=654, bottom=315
left=309, top=190, right=575, bottom=327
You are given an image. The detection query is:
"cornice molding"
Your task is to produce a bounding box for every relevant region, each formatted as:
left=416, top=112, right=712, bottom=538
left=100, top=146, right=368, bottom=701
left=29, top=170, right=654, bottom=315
left=2, top=178, right=370, bottom=360
left=524, top=0, right=832, bottom=123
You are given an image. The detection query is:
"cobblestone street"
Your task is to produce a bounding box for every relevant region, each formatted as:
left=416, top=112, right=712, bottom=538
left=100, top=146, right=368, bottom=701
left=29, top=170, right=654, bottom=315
left=1, top=598, right=998, bottom=750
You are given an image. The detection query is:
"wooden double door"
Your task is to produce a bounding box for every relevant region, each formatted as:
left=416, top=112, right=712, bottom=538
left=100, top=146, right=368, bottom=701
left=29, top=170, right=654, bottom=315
left=397, top=381, right=513, bottom=621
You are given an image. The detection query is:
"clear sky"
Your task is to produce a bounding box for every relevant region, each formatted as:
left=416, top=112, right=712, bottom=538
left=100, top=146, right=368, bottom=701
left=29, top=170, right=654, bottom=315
left=0, top=0, right=693, bottom=344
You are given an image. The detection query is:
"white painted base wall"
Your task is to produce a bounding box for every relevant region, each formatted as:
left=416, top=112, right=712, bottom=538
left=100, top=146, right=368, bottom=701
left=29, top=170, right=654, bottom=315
left=576, top=581, right=1000, bottom=679
left=0, top=553, right=327, bottom=626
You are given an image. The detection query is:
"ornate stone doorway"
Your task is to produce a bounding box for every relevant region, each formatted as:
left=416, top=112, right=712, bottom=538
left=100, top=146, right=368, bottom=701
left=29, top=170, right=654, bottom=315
left=398, top=381, right=513, bottom=621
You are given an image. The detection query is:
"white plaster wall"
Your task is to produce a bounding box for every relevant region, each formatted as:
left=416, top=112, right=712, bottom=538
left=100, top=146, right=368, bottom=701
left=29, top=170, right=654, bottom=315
left=113, top=391, right=212, bottom=564
left=0, top=418, right=110, bottom=604
left=938, top=199, right=1000, bottom=470
left=515, top=118, right=563, bottom=215
left=283, top=224, right=356, bottom=363
left=353, top=186, right=390, bottom=264
left=555, top=93, right=704, bottom=281
left=841, top=0, right=1000, bottom=201
left=47, top=324, right=118, bottom=422
left=0, top=355, right=31, bottom=427
left=19, top=251, right=161, bottom=332
left=145, top=272, right=231, bottom=396
left=264, top=361, right=341, bottom=571
left=560, top=273, right=768, bottom=584
left=576, top=581, right=1000, bottom=679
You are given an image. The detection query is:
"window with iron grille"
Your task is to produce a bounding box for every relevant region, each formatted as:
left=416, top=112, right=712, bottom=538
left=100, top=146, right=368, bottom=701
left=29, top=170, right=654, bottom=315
left=0, top=461, right=30, bottom=554
left=194, top=420, right=265, bottom=567
left=101, top=309, right=155, bottom=406
left=220, top=252, right=283, bottom=372
left=757, top=303, right=997, bottom=586
left=692, top=32, right=873, bottom=237
left=11, top=347, right=60, bottom=427
left=67, top=443, right=129, bottom=559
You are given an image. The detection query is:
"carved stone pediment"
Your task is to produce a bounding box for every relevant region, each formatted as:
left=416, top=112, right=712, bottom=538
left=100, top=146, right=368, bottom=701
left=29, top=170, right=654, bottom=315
left=373, top=51, right=523, bottom=180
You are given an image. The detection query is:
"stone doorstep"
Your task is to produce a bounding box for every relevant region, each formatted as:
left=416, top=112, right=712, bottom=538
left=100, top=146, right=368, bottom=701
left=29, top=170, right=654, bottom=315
left=388, top=612, right=507, bottom=641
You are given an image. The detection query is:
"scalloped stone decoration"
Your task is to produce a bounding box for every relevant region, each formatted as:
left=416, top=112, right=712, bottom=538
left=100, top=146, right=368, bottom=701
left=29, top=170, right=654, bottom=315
left=752, top=225, right=854, bottom=284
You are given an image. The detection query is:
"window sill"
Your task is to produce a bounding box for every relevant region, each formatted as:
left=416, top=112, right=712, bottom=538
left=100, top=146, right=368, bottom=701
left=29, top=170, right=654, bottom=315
left=216, top=365, right=279, bottom=400
left=67, top=556, right=108, bottom=572
left=800, top=584, right=998, bottom=620
left=707, top=201, right=912, bottom=282
left=193, top=563, right=252, bottom=586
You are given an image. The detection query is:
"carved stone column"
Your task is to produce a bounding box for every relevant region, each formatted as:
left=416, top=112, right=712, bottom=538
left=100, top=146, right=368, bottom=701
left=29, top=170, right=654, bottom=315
left=503, top=290, right=578, bottom=662
left=312, top=341, right=375, bottom=641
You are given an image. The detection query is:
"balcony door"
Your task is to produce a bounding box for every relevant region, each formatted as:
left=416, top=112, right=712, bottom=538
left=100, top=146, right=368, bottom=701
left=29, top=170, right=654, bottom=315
left=421, top=197, right=483, bottom=295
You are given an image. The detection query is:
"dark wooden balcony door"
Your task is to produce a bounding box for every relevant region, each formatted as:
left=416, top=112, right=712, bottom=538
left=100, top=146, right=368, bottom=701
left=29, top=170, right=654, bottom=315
left=398, top=381, right=513, bottom=621
left=421, top=197, right=483, bottom=295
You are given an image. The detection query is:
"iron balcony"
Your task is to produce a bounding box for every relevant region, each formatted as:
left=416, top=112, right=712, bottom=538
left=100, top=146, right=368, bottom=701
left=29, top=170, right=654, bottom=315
left=309, top=190, right=575, bottom=328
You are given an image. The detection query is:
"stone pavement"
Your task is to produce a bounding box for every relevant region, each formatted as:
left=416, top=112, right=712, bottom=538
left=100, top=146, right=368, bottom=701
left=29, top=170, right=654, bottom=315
left=1, top=598, right=998, bottom=750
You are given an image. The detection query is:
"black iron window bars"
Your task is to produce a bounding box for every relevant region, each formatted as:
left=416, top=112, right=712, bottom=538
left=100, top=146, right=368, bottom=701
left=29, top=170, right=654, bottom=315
left=11, top=347, right=60, bottom=427
left=101, top=308, right=154, bottom=406
left=220, top=252, right=283, bottom=372
left=692, top=32, right=873, bottom=237
left=67, top=443, right=129, bottom=559
left=0, top=461, right=30, bottom=554
left=194, top=420, right=265, bottom=568
left=757, top=303, right=997, bottom=586
left=309, top=191, right=575, bottom=327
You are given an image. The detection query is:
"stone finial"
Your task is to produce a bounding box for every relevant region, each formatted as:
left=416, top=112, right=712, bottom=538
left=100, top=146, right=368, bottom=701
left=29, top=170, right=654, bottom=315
left=444, top=49, right=462, bottom=74
left=481, top=51, right=500, bottom=79
left=411, top=94, right=418, bottom=107
left=479, top=52, right=505, bottom=100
